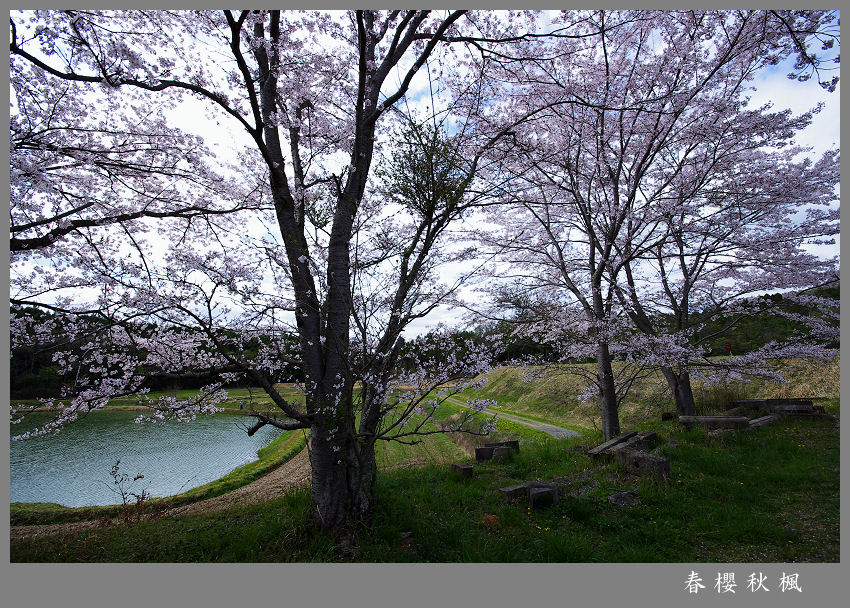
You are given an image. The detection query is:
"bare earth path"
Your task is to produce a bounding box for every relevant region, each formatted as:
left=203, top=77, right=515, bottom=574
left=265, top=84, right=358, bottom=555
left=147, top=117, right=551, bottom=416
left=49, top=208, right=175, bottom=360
left=165, top=446, right=312, bottom=517
left=10, top=448, right=312, bottom=542
left=444, top=396, right=581, bottom=438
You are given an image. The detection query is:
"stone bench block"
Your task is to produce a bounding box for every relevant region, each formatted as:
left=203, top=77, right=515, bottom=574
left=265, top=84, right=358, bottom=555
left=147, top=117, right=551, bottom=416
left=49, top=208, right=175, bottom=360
left=604, top=432, right=659, bottom=459
left=528, top=485, right=559, bottom=509
left=491, top=446, right=514, bottom=462
left=485, top=440, right=520, bottom=453
left=771, top=404, right=815, bottom=414
left=734, top=399, right=814, bottom=414
left=475, top=447, right=495, bottom=462
left=615, top=450, right=670, bottom=482
left=451, top=463, right=474, bottom=477
left=748, top=414, right=781, bottom=430
left=499, top=483, right=529, bottom=498
left=587, top=431, right=638, bottom=457
left=679, top=416, right=749, bottom=430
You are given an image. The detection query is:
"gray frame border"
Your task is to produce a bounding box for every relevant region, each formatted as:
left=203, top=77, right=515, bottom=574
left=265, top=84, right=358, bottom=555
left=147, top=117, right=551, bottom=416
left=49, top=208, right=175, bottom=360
left=3, top=1, right=843, bottom=607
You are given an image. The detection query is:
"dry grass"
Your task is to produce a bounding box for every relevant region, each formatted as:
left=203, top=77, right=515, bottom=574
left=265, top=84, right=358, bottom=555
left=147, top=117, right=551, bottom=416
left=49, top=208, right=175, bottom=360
left=465, top=355, right=839, bottom=425
left=758, top=355, right=840, bottom=399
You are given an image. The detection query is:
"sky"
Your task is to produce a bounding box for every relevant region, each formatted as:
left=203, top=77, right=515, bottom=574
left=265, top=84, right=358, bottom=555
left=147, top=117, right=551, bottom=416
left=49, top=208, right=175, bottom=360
left=12, top=10, right=841, bottom=338
left=400, top=53, right=842, bottom=336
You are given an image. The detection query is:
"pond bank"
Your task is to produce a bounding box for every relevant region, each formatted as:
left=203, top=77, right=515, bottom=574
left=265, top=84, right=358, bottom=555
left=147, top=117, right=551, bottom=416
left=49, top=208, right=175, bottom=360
left=10, top=446, right=313, bottom=542
left=11, top=410, right=307, bottom=514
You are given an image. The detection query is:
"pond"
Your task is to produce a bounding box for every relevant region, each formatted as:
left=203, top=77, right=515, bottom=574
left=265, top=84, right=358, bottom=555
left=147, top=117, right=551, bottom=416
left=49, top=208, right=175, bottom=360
left=10, top=411, right=284, bottom=507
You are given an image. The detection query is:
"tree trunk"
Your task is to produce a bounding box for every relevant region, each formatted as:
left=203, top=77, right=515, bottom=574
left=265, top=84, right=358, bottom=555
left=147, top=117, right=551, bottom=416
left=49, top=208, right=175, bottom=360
left=661, top=367, right=697, bottom=416
left=596, top=342, right=621, bottom=441
left=309, top=423, right=377, bottom=530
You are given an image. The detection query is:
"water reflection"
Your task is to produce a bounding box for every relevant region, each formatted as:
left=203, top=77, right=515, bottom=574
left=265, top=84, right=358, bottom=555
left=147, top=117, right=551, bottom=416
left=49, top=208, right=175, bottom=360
left=10, top=412, right=283, bottom=507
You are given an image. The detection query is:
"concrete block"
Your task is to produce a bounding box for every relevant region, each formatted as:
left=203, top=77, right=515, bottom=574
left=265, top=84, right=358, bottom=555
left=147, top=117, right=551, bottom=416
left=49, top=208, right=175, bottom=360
left=491, top=446, right=514, bottom=462
left=451, top=463, right=473, bottom=477
left=679, top=416, right=749, bottom=430
left=485, top=440, right=520, bottom=453
left=499, top=483, right=529, bottom=498
left=615, top=450, right=670, bottom=482
left=587, top=431, right=638, bottom=457
left=475, top=447, right=495, bottom=462
left=748, top=414, right=781, bottom=430
left=528, top=486, right=559, bottom=509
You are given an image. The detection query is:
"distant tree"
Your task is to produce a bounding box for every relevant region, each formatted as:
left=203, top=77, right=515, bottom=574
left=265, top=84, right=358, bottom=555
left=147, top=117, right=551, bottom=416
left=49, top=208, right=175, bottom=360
left=612, top=110, right=839, bottom=416
left=478, top=10, right=839, bottom=438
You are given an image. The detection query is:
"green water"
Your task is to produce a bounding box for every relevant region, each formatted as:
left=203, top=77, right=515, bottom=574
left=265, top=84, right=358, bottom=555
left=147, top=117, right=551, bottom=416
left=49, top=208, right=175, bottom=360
left=10, top=411, right=283, bottom=507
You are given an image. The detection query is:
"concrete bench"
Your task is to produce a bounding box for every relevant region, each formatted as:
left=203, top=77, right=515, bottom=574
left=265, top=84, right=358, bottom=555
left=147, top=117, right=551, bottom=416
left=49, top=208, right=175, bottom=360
left=747, top=414, right=782, bottom=430
left=476, top=445, right=515, bottom=462
left=679, top=416, right=750, bottom=430
left=499, top=481, right=560, bottom=508
left=484, top=440, right=520, bottom=453
left=587, top=431, right=638, bottom=458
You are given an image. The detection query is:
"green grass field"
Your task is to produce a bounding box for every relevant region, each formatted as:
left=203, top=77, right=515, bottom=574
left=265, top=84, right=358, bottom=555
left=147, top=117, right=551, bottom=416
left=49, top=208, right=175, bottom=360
left=10, top=357, right=840, bottom=562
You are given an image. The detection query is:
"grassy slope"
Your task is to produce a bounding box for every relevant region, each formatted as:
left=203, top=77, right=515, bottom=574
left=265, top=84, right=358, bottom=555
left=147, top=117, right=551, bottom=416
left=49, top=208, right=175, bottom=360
left=456, top=355, right=840, bottom=425
left=10, top=383, right=308, bottom=414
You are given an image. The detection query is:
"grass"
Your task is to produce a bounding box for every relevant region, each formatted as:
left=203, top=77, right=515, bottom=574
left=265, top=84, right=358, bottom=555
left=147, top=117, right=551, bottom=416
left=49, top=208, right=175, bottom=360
left=453, top=355, right=840, bottom=423
left=375, top=422, right=468, bottom=469
left=10, top=357, right=839, bottom=562
left=10, top=405, right=839, bottom=562
left=11, top=383, right=308, bottom=414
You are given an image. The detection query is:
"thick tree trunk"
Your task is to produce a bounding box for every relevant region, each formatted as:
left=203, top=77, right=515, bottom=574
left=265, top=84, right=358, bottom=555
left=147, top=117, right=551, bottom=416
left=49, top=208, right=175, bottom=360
left=661, top=367, right=697, bottom=416
left=596, top=342, right=621, bottom=441
left=309, top=423, right=378, bottom=529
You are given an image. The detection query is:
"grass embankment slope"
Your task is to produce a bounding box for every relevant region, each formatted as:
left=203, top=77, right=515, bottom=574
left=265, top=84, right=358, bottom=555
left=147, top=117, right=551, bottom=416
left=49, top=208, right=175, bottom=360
left=10, top=357, right=839, bottom=562
left=11, top=384, right=307, bottom=414
left=455, top=355, right=841, bottom=427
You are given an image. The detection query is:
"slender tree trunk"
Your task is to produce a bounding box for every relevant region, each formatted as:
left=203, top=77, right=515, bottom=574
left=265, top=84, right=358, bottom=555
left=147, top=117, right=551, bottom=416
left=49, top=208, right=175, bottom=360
left=309, top=420, right=378, bottom=529
left=661, top=367, right=697, bottom=416
left=596, top=342, right=621, bottom=441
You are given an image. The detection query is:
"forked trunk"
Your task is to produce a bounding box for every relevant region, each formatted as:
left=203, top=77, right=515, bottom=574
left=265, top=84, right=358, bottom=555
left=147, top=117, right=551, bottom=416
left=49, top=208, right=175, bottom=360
left=661, top=367, right=697, bottom=416
left=309, top=423, right=378, bottom=529
left=597, top=342, right=621, bottom=441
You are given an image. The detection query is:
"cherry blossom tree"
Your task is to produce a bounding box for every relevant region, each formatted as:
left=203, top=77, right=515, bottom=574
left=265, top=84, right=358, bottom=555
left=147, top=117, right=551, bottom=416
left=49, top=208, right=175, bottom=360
left=10, top=56, right=265, bottom=254
left=9, top=9, right=549, bottom=529
left=476, top=10, right=839, bottom=439
left=8, top=8, right=840, bottom=527
left=614, top=132, right=839, bottom=415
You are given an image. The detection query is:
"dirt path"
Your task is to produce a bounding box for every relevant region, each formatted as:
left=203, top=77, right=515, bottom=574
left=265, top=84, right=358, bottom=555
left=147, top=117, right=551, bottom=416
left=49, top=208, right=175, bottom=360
left=445, top=396, right=581, bottom=438
left=165, top=446, right=312, bottom=517
left=488, top=410, right=581, bottom=438
left=11, top=448, right=313, bottom=542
